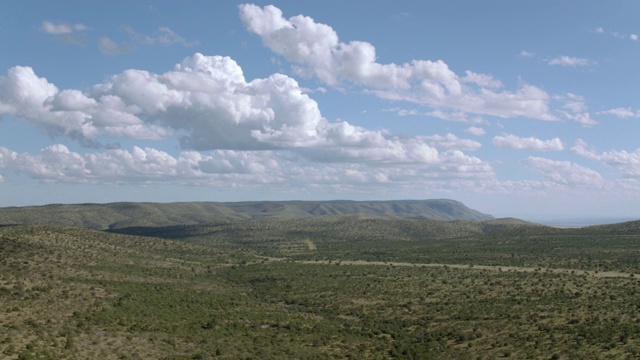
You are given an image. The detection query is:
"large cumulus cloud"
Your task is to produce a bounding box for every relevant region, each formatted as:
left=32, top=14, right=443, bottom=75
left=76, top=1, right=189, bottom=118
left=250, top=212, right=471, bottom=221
left=0, top=53, right=488, bottom=169
left=0, top=50, right=497, bottom=189
left=239, top=4, right=557, bottom=121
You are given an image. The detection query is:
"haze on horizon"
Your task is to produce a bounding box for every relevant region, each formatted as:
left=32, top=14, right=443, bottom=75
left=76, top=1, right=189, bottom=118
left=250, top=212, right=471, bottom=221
left=1, top=1, right=640, bottom=220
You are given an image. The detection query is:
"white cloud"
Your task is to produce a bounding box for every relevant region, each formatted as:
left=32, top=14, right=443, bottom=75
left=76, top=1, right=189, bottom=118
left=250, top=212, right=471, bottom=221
left=398, top=109, right=418, bottom=116
left=40, top=21, right=89, bottom=35
left=493, top=134, right=564, bottom=151
left=10, top=143, right=637, bottom=202
left=547, top=56, right=594, bottom=67
left=519, top=50, right=534, bottom=58
left=560, top=93, right=586, bottom=113
left=426, top=110, right=469, bottom=122
left=0, top=145, right=280, bottom=184
left=570, top=139, right=597, bottom=159
left=465, top=126, right=485, bottom=136
left=387, top=108, right=486, bottom=123
left=239, top=4, right=556, bottom=121
left=0, top=65, right=169, bottom=141
left=384, top=107, right=419, bottom=117
left=0, top=144, right=494, bottom=189
left=301, top=86, right=327, bottom=94
left=461, top=71, right=502, bottom=88
left=294, top=133, right=442, bottom=165
left=0, top=53, right=494, bottom=174
left=522, top=157, right=603, bottom=186
left=558, top=93, right=597, bottom=127
left=422, top=133, right=482, bottom=151
left=597, top=107, right=640, bottom=119
left=572, top=140, right=640, bottom=178
left=592, top=26, right=640, bottom=44
left=563, top=112, right=597, bottom=127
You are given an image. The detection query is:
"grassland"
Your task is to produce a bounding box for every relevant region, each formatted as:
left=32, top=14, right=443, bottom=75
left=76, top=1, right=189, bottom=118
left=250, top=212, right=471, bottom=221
left=1, top=216, right=639, bottom=359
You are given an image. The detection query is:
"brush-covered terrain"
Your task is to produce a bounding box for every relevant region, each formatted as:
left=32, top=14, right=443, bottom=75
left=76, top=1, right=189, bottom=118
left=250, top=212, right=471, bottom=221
left=1, top=202, right=639, bottom=359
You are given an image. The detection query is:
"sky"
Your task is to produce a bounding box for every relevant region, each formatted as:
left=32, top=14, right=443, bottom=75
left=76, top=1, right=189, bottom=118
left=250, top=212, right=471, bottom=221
left=1, top=1, right=640, bottom=220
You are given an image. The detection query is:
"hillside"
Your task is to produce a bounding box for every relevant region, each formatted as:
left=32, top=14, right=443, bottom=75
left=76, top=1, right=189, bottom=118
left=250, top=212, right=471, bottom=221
left=0, top=199, right=493, bottom=229
left=1, top=218, right=639, bottom=358
left=578, top=219, right=640, bottom=234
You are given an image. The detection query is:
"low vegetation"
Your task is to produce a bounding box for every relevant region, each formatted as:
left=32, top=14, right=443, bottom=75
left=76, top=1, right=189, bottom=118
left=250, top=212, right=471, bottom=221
left=1, top=211, right=639, bottom=358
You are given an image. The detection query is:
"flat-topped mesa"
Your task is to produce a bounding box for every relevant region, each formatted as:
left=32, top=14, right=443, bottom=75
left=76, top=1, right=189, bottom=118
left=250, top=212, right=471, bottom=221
left=0, top=199, right=494, bottom=229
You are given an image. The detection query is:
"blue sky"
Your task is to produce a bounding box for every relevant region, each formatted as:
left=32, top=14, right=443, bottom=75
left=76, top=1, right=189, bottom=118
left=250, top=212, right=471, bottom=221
left=2, top=1, right=640, bottom=220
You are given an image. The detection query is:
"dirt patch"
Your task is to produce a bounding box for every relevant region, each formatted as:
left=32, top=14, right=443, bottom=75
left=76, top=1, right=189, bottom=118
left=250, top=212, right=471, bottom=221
left=302, top=239, right=317, bottom=251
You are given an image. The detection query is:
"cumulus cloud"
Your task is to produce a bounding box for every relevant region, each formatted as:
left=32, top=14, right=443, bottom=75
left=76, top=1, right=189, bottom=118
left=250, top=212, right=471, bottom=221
left=0, top=66, right=170, bottom=141
left=0, top=144, right=494, bottom=189
left=522, top=157, right=603, bottom=186
left=239, top=4, right=556, bottom=121
left=572, top=140, right=640, bottom=178
left=0, top=53, right=492, bottom=175
left=547, top=56, right=594, bottom=67
left=295, top=134, right=440, bottom=165
left=0, top=145, right=279, bottom=184
left=11, top=143, right=633, bottom=199
left=492, top=134, right=564, bottom=151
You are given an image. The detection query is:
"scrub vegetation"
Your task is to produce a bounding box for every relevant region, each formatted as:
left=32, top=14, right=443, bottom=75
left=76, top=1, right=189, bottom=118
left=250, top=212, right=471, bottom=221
left=1, top=210, right=639, bottom=359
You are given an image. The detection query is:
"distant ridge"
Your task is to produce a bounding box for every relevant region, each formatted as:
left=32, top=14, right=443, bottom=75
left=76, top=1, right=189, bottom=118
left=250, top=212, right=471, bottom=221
left=579, top=219, right=640, bottom=234
left=0, top=199, right=494, bottom=229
